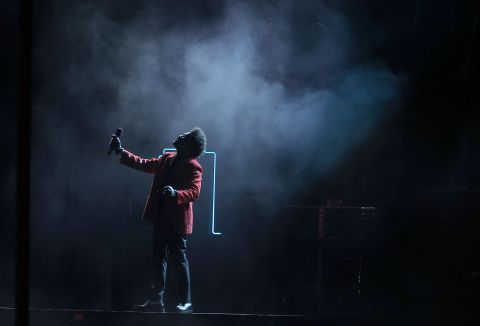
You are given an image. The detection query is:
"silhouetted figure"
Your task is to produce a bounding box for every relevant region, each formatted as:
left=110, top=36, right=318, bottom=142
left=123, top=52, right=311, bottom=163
left=109, top=127, right=207, bottom=313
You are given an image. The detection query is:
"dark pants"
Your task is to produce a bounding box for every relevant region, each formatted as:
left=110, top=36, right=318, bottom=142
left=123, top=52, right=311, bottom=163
left=151, top=227, right=191, bottom=304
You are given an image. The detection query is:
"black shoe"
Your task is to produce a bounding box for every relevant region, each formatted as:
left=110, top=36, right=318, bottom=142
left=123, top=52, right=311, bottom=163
left=134, top=300, right=165, bottom=312
left=175, top=303, right=193, bottom=313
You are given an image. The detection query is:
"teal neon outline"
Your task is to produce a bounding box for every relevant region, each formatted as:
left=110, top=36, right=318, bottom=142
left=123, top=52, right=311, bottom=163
left=162, top=148, right=221, bottom=235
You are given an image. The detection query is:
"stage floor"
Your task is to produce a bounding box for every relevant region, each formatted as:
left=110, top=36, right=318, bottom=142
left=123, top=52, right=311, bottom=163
left=2, top=306, right=477, bottom=326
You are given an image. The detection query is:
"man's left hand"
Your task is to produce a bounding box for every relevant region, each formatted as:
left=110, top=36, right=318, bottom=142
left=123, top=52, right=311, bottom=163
left=163, top=186, right=177, bottom=197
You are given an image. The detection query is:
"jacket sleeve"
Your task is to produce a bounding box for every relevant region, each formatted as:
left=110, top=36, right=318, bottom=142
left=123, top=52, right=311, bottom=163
left=176, top=163, right=203, bottom=205
left=120, top=150, right=160, bottom=174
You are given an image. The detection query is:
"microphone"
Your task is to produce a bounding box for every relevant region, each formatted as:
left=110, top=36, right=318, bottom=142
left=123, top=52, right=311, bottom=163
left=108, top=128, right=123, bottom=155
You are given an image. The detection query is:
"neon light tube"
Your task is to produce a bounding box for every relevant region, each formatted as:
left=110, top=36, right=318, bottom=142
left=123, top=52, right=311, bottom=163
left=162, top=148, right=221, bottom=235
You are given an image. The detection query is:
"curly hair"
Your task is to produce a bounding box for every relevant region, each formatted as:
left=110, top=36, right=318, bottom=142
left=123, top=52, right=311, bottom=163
left=188, top=127, right=207, bottom=158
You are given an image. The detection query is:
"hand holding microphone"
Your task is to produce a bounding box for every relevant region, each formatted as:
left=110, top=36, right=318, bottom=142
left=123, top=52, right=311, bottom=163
left=108, top=128, right=124, bottom=155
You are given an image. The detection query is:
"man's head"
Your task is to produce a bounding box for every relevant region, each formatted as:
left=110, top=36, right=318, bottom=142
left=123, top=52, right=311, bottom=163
left=173, top=127, right=207, bottom=159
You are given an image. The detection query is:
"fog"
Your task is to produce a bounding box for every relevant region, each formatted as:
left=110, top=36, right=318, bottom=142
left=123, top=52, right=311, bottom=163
left=35, top=0, right=401, bottom=197
left=26, top=0, right=403, bottom=310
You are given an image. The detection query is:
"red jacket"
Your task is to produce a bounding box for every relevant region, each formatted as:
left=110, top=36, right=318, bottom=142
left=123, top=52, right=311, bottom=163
left=120, top=150, right=203, bottom=235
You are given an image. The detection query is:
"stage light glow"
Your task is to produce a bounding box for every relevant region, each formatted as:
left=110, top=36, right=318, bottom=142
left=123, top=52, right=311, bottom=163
left=162, top=148, right=221, bottom=235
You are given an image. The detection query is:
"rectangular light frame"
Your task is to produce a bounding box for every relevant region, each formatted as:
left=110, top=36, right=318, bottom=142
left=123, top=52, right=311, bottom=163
left=162, top=148, right=221, bottom=235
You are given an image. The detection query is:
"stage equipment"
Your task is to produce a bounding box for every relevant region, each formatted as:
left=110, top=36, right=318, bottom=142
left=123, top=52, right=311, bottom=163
left=285, top=204, right=376, bottom=313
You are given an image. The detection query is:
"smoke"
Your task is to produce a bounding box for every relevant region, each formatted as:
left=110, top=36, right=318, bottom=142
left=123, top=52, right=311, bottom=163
left=45, top=0, right=402, bottom=197
left=29, top=0, right=403, bottom=309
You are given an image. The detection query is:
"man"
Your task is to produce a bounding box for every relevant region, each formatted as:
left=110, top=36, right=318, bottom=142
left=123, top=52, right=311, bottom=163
left=109, top=127, right=206, bottom=313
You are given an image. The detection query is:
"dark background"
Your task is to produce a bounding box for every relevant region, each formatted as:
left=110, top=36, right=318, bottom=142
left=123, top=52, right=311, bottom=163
left=1, top=0, right=480, bottom=318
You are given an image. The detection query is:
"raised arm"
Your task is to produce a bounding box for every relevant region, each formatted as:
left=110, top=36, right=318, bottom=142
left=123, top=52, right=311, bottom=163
left=119, top=150, right=161, bottom=174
